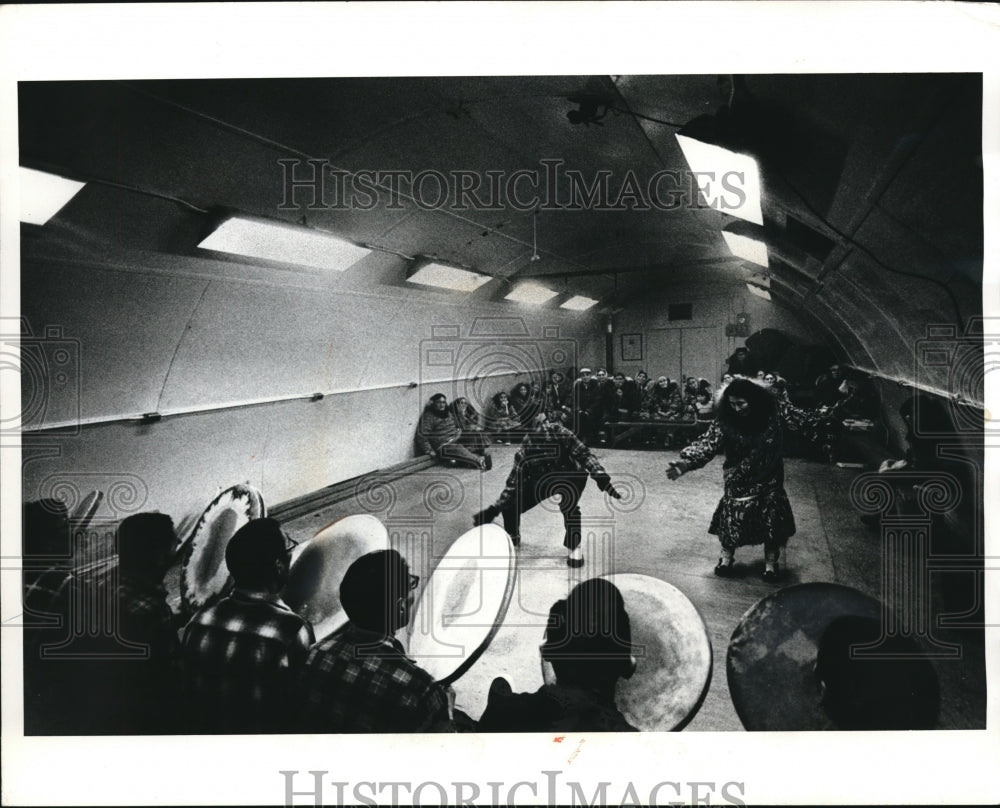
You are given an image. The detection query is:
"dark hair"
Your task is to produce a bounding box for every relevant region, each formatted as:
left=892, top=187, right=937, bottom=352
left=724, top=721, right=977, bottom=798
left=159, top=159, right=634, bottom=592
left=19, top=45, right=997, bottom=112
left=541, top=578, right=633, bottom=688
left=816, top=616, right=939, bottom=730
left=429, top=393, right=447, bottom=404
left=118, top=512, right=176, bottom=578
left=23, top=498, right=70, bottom=556
left=340, top=549, right=410, bottom=633
left=716, top=377, right=776, bottom=435
left=225, top=518, right=287, bottom=588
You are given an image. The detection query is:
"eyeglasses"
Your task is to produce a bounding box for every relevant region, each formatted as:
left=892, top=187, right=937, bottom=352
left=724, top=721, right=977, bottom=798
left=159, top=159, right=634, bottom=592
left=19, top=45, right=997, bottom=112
left=281, top=531, right=299, bottom=555
left=408, top=573, right=420, bottom=591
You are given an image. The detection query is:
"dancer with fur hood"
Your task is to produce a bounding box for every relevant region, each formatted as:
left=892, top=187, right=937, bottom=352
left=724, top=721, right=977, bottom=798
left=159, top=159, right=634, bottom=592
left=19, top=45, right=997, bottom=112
left=666, top=378, right=795, bottom=581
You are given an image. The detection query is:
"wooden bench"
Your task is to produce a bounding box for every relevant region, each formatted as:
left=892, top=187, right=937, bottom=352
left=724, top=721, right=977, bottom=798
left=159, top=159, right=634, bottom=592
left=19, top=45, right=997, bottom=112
left=602, top=420, right=709, bottom=449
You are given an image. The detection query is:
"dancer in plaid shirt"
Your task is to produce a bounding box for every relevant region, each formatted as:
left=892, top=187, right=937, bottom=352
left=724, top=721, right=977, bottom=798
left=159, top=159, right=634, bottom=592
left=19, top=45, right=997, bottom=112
left=474, top=412, right=622, bottom=567
left=182, top=518, right=314, bottom=733
left=296, top=549, right=454, bottom=733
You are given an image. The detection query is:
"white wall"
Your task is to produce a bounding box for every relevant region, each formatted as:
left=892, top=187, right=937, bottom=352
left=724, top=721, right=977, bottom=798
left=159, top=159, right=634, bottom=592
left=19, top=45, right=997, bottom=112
left=20, top=247, right=604, bottom=527
left=612, top=281, right=826, bottom=383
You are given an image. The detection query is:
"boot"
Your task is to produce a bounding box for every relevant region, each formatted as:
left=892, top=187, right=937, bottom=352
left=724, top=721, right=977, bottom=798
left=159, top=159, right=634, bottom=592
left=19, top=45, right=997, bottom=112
left=567, top=546, right=584, bottom=568
left=714, top=549, right=735, bottom=576
left=762, top=548, right=780, bottom=582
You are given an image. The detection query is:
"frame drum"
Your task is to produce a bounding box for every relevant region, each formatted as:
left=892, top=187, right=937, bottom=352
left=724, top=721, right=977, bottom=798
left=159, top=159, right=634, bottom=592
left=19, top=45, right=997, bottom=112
left=180, top=484, right=265, bottom=612
left=283, top=514, right=390, bottom=641
left=727, top=582, right=881, bottom=731
left=602, top=573, right=713, bottom=732
left=407, top=524, right=517, bottom=688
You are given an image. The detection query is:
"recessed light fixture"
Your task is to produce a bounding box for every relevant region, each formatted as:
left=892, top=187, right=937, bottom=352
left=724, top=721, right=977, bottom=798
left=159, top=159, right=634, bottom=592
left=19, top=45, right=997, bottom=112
left=722, top=230, right=768, bottom=267
left=505, top=282, right=558, bottom=305
left=198, top=216, right=370, bottom=271
left=20, top=166, right=85, bottom=225
left=560, top=295, right=599, bottom=311
left=675, top=133, right=763, bottom=225
left=406, top=260, right=491, bottom=292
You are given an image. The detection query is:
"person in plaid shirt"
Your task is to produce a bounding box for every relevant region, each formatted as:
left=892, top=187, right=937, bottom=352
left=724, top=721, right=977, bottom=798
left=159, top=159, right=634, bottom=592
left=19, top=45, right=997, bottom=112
left=181, top=518, right=314, bottom=734
left=296, top=549, right=454, bottom=733
left=473, top=412, right=622, bottom=567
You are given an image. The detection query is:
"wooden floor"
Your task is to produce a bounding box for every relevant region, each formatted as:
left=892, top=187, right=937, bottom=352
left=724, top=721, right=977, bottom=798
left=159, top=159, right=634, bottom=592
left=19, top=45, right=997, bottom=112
left=283, top=445, right=986, bottom=732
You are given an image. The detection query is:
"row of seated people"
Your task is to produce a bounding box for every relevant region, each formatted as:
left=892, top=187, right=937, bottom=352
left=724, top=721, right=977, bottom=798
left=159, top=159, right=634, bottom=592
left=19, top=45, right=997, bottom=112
left=21, top=507, right=639, bottom=734
left=573, top=369, right=717, bottom=446
left=22, top=506, right=941, bottom=734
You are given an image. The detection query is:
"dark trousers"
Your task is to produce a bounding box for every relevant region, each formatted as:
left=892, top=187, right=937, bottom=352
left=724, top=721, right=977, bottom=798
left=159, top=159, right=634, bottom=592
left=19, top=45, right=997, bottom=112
left=501, top=471, right=588, bottom=549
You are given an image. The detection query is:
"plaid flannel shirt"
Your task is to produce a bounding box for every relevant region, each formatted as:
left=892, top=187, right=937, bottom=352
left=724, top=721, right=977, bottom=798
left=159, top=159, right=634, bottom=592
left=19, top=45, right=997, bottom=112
left=297, top=623, right=451, bottom=733
left=182, top=589, right=314, bottom=733
left=494, top=421, right=609, bottom=510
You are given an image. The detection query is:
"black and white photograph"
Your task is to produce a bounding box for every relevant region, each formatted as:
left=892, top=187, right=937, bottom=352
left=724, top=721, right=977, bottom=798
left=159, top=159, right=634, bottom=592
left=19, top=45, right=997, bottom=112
left=2, top=3, right=998, bottom=806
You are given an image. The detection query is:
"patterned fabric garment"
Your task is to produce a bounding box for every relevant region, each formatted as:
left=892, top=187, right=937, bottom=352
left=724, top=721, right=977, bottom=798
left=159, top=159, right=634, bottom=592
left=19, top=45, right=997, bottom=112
left=493, top=421, right=610, bottom=511
left=415, top=407, right=462, bottom=453
left=680, top=414, right=796, bottom=549
left=181, top=589, right=314, bottom=733
left=116, top=576, right=181, bottom=660
left=296, top=623, right=450, bottom=733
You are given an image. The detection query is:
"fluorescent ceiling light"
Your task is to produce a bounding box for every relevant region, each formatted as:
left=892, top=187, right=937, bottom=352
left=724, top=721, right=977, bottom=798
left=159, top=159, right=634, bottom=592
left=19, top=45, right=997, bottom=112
left=505, top=282, right=558, bottom=305
left=20, top=166, right=85, bottom=225
left=747, top=282, right=772, bottom=301
left=407, top=262, right=491, bottom=292
left=560, top=295, right=599, bottom=311
left=198, top=216, right=370, bottom=271
left=675, top=134, right=763, bottom=225
left=722, top=230, right=768, bottom=267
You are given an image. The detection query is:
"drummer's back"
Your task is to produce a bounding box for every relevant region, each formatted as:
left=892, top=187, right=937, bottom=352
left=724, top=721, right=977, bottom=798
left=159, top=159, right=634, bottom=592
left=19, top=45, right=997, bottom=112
left=296, top=621, right=451, bottom=734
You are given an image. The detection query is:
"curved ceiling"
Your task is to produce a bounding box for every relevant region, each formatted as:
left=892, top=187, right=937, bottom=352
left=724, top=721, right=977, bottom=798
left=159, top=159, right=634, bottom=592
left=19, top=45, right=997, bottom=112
left=18, top=74, right=983, bottom=398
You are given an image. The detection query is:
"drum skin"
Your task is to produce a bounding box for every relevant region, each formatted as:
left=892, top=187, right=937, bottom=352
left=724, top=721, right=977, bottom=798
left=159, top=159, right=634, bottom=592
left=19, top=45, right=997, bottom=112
left=407, top=524, right=516, bottom=688
left=602, top=573, right=713, bottom=732
left=180, top=484, right=265, bottom=612
left=283, top=514, right=390, bottom=641
left=726, top=582, right=881, bottom=731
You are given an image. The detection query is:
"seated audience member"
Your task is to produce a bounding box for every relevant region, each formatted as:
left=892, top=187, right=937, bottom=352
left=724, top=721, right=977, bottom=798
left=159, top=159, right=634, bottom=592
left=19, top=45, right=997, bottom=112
left=814, top=616, right=939, bottom=730
left=726, top=346, right=759, bottom=377
left=106, top=513, right=182, bottom=734
left=296, top=549, right=455, bottom=733
left=22, top=499, right=75, bottom=733
left=182, top=518, right=314, bottom=733
left=82, top=513, right=183, bottom=733
left=572, top=368, right=600, bottom=443
left=695, top=389, right=715, bottom=421
left=634, top=370, right=650, bottom=393
left=509, top=381, right=537, bottom=428
left=602, top=372, right=641, bottom=424
left=451, top=396, right=491, bottom=454
left=485, top=390, right=520, bottom=444
left=22, top=499, right=73, bottom=628
left=644, top=376, right=683, bottom=421
left=417, top=393, right=491, bottom=470
left=813, top=363, right=846, bottom=408
left=542, top=370, right=573, bottom=423
left=478, top=578, right=637, bottom=732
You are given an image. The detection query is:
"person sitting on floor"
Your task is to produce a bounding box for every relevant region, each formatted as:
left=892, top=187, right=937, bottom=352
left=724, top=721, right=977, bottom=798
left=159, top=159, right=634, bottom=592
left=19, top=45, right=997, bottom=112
left=416, top=393, right=492, bottom=470
left=485, top=390, right=521, bottom=445
left=181, top=518, right=314, bottom=733
left=451, top=396, right=492, bottom=456
left=509, top=381, right=538, bottom=429
left=296, top=549, right=455, bottom=733
left=478, top=577, right=637, bottom=732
